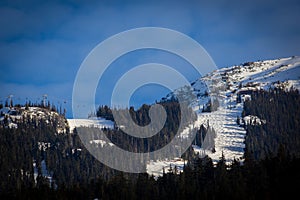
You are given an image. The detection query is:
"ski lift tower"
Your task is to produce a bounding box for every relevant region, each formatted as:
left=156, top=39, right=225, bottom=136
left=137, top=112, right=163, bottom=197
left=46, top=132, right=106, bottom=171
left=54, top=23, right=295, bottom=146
left=8, top=94, right=13, bottom=107
left=42, top=94, right=48, bottom=107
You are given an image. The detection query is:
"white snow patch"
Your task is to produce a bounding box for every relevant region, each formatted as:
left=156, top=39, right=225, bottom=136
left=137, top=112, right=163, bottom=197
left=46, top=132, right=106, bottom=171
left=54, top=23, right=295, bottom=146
left=67, top=118, right=114, bottom=133
left=243, top=115, right=266, bottom=126
left=89, top=139, right=114, bottom=147
left=147, top=158, right=185, bottom=177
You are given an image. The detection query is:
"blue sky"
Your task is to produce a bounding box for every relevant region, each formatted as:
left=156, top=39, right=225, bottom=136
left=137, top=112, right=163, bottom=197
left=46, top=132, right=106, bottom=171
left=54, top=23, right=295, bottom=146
left=1, top=0, right=300, bottom=118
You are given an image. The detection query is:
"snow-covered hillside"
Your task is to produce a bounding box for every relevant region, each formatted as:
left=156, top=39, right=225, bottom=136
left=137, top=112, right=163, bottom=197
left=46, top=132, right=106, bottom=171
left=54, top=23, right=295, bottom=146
left=67, top=118, right=114, bottom=133
left=0, top=106, right=68, bottom=133
left=147, top=56, right=300, bottom=176
left=198, top=56, right=300, bottom=160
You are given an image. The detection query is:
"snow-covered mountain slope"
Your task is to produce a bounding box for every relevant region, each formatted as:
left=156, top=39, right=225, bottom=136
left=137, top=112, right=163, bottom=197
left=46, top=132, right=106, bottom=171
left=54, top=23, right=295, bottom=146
left=61, top=56, right=299, bottom=176
left=219, top=56, right=300, bottom=91
left=193, top=56, right=300, bottom=160
left=193, top=57, right=300, bottom=161
left=147, top=56, right=300, bottom=176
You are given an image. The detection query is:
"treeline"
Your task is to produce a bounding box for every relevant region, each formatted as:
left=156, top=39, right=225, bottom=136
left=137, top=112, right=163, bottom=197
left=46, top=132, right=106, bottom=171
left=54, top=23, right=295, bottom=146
left=78, top=101, right=198, bottom=171
left=97, top=100, right=196, bottom=127
left=243, top=88, right=300, bottom=160
left=97, top=102, right=196, bottom=153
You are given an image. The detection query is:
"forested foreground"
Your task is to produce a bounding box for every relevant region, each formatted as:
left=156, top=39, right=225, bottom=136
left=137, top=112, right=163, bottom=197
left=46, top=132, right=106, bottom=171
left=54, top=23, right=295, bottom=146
left=1, top=152, right=299, bottom=200
left=1, top=89, right=300, bottom=199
